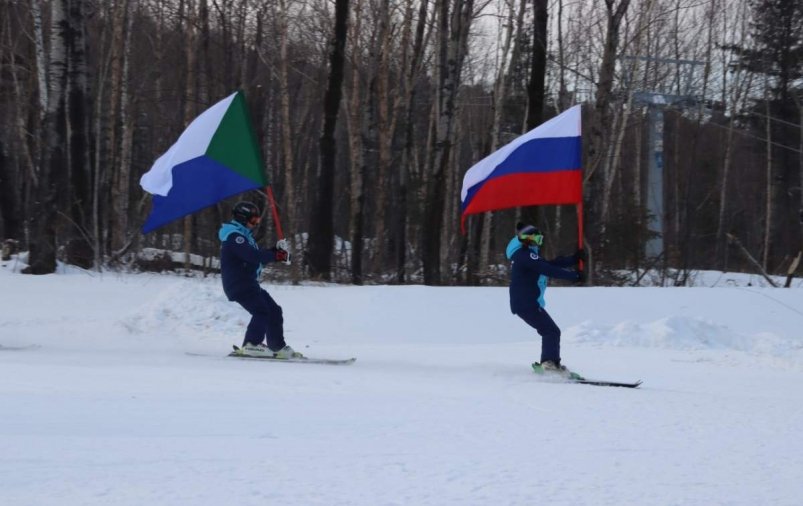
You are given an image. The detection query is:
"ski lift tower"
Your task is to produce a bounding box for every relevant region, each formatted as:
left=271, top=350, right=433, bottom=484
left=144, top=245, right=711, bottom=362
left=621, top=56, right=705, bottom=259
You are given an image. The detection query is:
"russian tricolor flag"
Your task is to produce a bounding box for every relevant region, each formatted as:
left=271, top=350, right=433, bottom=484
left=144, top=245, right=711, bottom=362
left=460, top=105, right=582, bottom=231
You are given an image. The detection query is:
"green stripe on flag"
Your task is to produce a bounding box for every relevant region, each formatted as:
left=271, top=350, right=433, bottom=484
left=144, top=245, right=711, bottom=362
left=205, top=91, right=267, bottom=186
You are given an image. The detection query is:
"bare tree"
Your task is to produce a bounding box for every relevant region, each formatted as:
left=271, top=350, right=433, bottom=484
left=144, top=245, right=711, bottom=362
left=395, top=0, right=432, bottom=282
left=583, top=0, right=631, bottom=266
left=716, top=0, right=752, bottom=265
left=600, top=0, right=653, bottom=227
left=277, top=0, right=301, bottom=283
left=586, top=0, right=632, bottom=179
left=108, top=0, right=132, bottom=256
left=27, top=0, right=69, bottom=274
left=526, top=0, right=548, bottom=130
left=63, top=0, right=93, bottom=268
left=422, top=0, right=475, bottom=285
left=473, top=0, right=526, bottom=278
left=308, top=0, right=350, bottom=279
left=345, top=0, right=367, bottom=284
left=369, top=0, right=393, bottom=273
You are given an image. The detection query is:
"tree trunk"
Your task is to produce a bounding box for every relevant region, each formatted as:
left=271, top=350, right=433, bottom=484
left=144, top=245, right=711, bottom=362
left=798, top=100, right=803, bottom=253
left=556, top=0, right=569, bottom=109
left=716, top=70, right=752, bottom=265
left=308, top=0, right=350, bottom=280
left=27, top=0, right=69, bottom=274
left=92, top=11, right=114, bottom=268
left=63, top=0, right=93, bottom=268
left=478, top=0, right=525, bottom=275
left=586, top=0, right=631, bottom=180
left=526, top=0, right=548, bottom=131
left=395, top=0, right=430, bottom=283
left=519, top=0, right=548, bottom=227
left=600, top=0, right=650, bottom=227
left=31, top=0, right=48, bottom=119
left=422, top=0, right=474, bottom=285
left=183, top=0, right=198, bottom=270
left=601, top=105, right=631, bottom=225
left=5, top=11, right=36, bottom=241
left=346, top=0, right=366, bottom=284
left=277, top=0, right=300, bottom=283
left=109, top=0, right=130, bottom=255
left=762, top=82, right=773, bottom=271
left=584, top=0, right=631, bottom=257
left=371, top=0, right=394, bottom=273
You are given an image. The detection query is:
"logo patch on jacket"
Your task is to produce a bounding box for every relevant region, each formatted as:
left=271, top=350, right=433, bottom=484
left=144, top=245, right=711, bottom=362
left=235, top=236, right=245, bottom=244
left=530, top=252, right=539, bottom=260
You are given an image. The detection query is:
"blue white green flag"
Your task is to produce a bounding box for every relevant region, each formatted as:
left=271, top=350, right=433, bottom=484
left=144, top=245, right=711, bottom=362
left=140, top=91, right=266, bottom=233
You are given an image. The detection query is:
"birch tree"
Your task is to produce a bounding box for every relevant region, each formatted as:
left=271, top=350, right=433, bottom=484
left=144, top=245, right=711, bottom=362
left=27, top=0, right=68, bottom=274
left=395, top=0, right=431, bottom=282
left=345, top=0, right=367, bottom=283
left=471, top=0, right=525, bottom=280
left=422, top=0, right=475, bottom=285
left=109, top=0, right=132, bottom=255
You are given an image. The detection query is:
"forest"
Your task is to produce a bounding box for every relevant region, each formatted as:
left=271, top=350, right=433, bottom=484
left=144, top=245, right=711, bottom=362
left=0, top=0, right=801, bottom=285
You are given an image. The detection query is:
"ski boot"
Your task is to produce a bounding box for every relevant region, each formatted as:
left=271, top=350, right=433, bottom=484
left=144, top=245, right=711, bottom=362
left=532, top=360, right=584, bottom=380
left=272, top=345, right=305, bottom=360
left=239, top=342, right=273, bottom=357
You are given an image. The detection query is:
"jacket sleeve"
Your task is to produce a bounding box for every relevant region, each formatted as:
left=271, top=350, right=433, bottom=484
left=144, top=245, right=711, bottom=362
left=515, top=249, right=579, bottom=281
left=548, top=254, right=577, bottom=268
left=224, top=234, right=278, bottom=265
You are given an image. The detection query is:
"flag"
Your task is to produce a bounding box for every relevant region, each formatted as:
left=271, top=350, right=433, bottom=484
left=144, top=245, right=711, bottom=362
left=140, top=91, right=266, bottom=233
left=459, top=105, right=582, bottom=231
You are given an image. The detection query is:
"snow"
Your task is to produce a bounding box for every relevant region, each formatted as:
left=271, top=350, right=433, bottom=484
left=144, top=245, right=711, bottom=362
left=2, top=257, right=803, bottom=505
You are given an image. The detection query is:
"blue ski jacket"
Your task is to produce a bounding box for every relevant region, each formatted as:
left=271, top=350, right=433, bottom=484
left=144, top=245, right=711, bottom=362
left=218, top=221, right=279, bottom=300
left=505, top=236, right=579, bottom=313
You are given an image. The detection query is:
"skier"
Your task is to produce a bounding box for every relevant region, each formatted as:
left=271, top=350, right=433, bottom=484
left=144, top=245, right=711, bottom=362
left=506, top=222, right=586, bottom=375
left=218, top=201, right=303, bottom=359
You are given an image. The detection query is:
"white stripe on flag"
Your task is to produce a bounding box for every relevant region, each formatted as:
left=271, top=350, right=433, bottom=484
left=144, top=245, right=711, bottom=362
left=460, top=105, right=581, bottom=203
left=140, top=92, right=238, bottom=196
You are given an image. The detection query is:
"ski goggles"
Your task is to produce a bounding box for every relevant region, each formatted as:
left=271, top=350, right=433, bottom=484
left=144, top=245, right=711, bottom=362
left=518, top=226, right=544, bottom=246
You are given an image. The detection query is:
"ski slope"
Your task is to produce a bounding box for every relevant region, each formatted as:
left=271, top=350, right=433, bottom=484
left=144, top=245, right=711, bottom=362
left=2, top=257, right=803, bottom=506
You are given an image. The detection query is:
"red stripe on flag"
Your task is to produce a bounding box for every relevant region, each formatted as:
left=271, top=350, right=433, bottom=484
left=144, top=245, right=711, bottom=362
left=461, top=170, right=582, bottom=229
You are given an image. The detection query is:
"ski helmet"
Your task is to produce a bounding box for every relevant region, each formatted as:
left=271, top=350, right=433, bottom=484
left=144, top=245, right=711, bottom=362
left=232, top=201, right=261, bottom=225
left=516, top=222, right=543, bottom=246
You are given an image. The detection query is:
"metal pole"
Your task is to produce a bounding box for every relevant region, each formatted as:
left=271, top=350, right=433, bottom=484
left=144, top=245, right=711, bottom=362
left=646, top=106, right=664, bottom=258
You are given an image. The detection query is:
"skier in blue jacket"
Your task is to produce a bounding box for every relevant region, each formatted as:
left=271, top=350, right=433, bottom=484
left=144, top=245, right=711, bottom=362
left=219, top=201, right=303, bottom=359
left=506, top=222, right=586, bottom=374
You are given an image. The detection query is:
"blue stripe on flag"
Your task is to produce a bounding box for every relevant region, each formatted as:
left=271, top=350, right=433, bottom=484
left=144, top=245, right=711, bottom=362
left=492, top=136, right=581, bottom=177
left=142, top=155, right=262, bottom=233
left=460, top=136, right=580, bottom=211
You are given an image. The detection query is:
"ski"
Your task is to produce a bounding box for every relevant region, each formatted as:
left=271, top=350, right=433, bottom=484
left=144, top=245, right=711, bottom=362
left=0, top=344, right=41, bottom=351
left=228, top=345, right=356, bottom=365
left=532, top=362, right=641, bottom=388
left=571, top=378, right=642, bottom=389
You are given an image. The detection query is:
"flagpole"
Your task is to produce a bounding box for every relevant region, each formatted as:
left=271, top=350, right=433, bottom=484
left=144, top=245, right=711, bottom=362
left=265, top=186, right=285, bottom=241
left=576, top=201, right=585, bottom=271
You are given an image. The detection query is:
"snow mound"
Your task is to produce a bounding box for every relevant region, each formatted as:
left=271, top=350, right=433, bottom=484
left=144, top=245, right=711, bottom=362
left=119, top=279, right=244, bottom=340
left=566, top=315, right=797, bottom=355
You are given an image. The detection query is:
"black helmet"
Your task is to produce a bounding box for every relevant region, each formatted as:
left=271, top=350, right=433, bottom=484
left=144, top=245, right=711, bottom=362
left=516, top=222, right=543, bottom=246
left=232, top=201, right=261, bottom=225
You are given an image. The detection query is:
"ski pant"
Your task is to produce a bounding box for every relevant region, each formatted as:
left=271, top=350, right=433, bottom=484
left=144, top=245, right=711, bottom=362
left=232, top=288, right=286, bottom=351
left=514, top=305, right=561, bottom=363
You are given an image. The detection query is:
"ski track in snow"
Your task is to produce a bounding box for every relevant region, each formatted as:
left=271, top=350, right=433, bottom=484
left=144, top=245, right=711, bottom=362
left=1, top=260, right=803, bottom=505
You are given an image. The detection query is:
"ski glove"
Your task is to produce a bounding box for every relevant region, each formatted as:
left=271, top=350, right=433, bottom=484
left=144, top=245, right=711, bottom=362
left=274, top=248, right=291, bottom=264
left=574, top=248, right=588, bottom=264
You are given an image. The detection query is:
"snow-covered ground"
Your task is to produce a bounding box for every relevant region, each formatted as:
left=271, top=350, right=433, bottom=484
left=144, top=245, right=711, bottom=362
left=2, top=256, right=803, bottom=505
